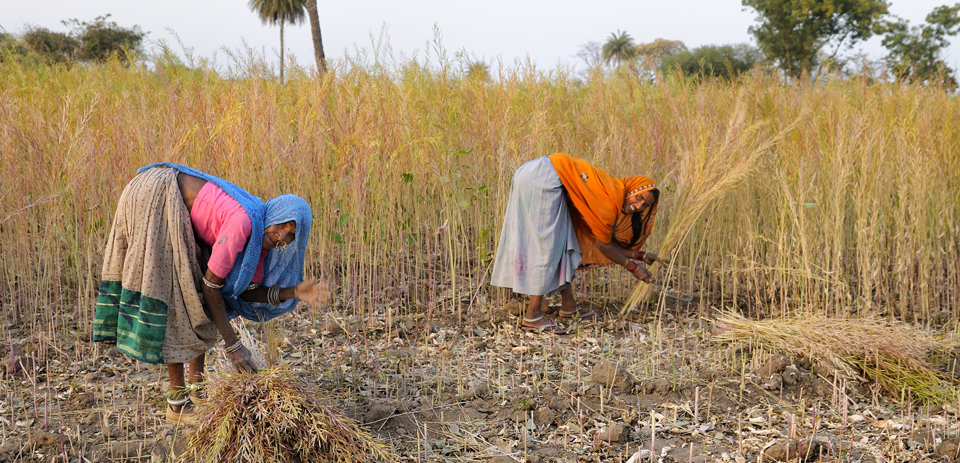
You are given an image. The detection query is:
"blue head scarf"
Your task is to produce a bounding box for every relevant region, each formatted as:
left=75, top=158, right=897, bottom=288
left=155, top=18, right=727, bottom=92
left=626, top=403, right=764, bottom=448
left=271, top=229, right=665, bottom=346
left=138, top=163, right=312, bottom=322
left=246, top=194, right=313, bottom=321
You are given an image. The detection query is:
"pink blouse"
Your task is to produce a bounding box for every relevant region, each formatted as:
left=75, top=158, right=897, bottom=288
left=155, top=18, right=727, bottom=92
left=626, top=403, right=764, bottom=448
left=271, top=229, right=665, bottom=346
left=191, top=182, right=267, bottom=283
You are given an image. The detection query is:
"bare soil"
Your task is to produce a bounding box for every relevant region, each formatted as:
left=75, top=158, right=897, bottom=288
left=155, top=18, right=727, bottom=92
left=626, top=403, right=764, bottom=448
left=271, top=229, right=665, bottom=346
left=2, top=297, right=959, bottom=462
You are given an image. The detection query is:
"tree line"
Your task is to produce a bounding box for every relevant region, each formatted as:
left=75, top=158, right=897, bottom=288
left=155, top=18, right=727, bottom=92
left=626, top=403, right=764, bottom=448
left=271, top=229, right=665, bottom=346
left=588, top=1, right=960, bottom=87
left=0, top=15, right=145, bottom=64
left=3, top=1, right=958, bottom=87
left=1, top=0, right=326, bottom=80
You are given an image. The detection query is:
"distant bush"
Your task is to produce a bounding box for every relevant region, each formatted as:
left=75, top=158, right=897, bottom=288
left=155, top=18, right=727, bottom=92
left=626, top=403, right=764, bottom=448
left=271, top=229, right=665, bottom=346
left=661, top=44, right=762, bottom=80
left=0, top=31, right=29, bottom=61
left=635, top=38, right=687, bottom=75
left=22, top=27, right=79, bottom=64
left=466, top=60, right=491, bottom=82
left=65, top=15, right=145, bottom=62
left=1, top=15, right=145, bottom=65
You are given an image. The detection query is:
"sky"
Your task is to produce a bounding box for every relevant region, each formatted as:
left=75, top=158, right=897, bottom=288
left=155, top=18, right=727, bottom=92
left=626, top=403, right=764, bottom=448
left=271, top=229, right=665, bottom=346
left=3, top=0, right=958, bottom=72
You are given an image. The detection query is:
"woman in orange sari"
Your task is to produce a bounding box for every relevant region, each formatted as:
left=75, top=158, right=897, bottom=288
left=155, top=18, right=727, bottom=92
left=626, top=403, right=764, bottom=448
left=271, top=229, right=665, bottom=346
left=490, top=153, right=662, bottom=331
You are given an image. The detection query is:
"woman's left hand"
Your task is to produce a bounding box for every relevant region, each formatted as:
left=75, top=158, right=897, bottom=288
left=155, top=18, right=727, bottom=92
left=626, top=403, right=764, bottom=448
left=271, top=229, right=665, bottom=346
left=296, top=279, right=333, bottom=306
left=640, top=251, right=665, bottom=265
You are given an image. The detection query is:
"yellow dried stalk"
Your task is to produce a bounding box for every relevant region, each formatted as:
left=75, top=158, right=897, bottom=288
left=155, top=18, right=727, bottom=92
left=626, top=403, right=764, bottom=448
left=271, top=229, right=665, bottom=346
left=622, top=93, right=780, bottom=312
left=714, top=311, right=958, bottom=404
left=190, top=366, right=396, bottom=463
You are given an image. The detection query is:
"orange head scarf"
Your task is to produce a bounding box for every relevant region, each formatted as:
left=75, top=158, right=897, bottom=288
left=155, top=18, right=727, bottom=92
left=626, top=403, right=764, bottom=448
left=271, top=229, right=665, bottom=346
left=618, top=175, right=658, bottom=249
left=624, top=176, right=657, bottom=200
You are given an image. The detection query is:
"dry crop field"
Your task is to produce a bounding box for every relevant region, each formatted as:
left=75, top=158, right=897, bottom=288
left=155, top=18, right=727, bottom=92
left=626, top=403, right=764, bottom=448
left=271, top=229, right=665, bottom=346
left=1, top=55, right=959, bottom=462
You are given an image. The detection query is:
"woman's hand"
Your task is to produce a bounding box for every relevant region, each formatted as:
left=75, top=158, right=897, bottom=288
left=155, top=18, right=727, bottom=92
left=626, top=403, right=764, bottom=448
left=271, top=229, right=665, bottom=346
left=296, top=278, right=333, bottom=306
left=227, top=345, right=259, bottom=373
left=631, top=264, right=653, bottom=283
left=640, top=251, right=665, bottom=266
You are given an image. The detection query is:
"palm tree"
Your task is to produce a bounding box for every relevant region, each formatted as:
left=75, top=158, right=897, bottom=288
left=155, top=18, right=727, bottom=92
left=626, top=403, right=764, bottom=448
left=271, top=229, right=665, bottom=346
left=305, top=0, right=325, bottom=73
left=602, top=30, right=637, bottom=67
left=249, top=0, right=307, bottom=82
left=466, top=60, right=490, bottom=81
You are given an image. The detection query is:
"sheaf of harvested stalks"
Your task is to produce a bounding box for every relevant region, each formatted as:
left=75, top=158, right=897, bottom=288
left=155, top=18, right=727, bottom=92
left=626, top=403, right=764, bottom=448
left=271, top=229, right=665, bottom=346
left=622, top=93, right=781, bottom=313
left=190, top=366, right=396, bottom=463
left=714, top=311, right=958, bottom=404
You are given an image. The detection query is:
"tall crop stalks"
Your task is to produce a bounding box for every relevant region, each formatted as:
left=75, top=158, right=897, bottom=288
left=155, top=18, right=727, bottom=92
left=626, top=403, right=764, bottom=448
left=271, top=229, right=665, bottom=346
left=1, top=55, right=958, bottom=343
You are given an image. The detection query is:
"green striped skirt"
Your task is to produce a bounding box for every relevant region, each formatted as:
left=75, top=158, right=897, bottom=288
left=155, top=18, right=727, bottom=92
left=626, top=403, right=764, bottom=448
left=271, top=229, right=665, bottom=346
left=93, top=167, right=218, bottom=364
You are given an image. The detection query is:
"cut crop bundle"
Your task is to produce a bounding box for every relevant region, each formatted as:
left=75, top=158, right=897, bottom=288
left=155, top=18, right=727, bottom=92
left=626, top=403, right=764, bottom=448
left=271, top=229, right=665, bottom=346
left=190, top=365, right=395, bottom=463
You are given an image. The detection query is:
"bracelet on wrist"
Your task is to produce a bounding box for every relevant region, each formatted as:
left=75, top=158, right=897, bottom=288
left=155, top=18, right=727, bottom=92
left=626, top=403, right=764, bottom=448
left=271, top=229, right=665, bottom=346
left=267, top=285, right=281, bottom=305
left=203, top=276, right=224, bottom=289
left=626, top=260, right=639, bottom=272
left=224, top=339, right=243, bottom=354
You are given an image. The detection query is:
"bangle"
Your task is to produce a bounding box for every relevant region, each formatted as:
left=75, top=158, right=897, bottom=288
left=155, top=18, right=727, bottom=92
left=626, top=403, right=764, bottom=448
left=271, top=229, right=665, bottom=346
left=203, top=276, right=224, bottom=289
left=224, top=339, right=243, bottom=354
left=268, top=285, right=281, bottom=305
left=626, top=260, right=639, bottom=272
left=294, top=285, right=299, bottom=300
left=636, top=250, right=645, bottom=261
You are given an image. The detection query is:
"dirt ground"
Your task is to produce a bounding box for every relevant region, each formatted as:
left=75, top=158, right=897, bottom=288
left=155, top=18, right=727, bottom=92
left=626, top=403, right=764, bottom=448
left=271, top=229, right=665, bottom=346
left=2, top=297, right=959, bottom=462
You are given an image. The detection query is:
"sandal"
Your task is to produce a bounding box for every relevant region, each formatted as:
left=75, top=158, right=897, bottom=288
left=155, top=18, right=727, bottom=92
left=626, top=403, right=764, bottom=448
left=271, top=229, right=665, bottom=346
left=189, top=384, right=207, bottom=407
left=165, top=396, right=199, bottom=426
left=558, top=306, right=598, bottom=321
left=520, top=316, right=559, bottom=333
left=190, top=392, right=207, bottom=407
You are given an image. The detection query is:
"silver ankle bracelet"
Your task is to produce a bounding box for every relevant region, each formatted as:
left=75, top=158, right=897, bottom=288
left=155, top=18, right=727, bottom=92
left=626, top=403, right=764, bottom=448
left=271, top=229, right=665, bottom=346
left=166, top=396, right=190, bottom=406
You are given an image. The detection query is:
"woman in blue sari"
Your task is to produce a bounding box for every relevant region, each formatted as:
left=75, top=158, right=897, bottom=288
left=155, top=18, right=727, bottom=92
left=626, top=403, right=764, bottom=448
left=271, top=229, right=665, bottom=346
left=93, top=163, right=330, bottom=425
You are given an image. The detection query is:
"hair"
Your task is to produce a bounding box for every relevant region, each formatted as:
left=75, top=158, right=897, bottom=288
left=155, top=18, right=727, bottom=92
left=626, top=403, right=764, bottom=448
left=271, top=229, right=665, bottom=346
left=265, top=220, right=296, bottom=230
left=627, top=188, right=659, bottom=247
